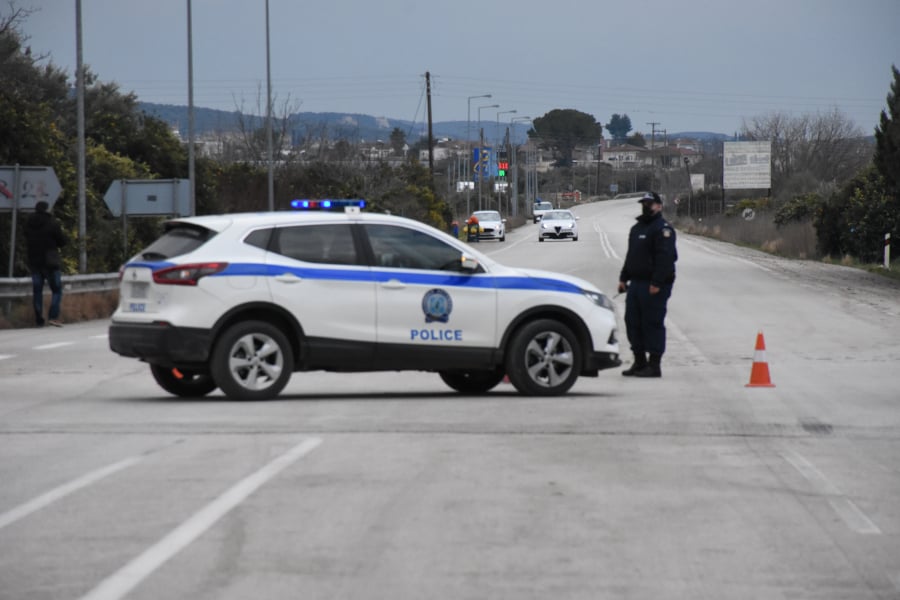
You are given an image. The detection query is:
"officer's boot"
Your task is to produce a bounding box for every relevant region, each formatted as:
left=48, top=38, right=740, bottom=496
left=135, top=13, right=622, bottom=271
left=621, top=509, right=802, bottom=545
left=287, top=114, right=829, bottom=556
left=622, top=352, right=647, bottom=376
left=634, top=353, right=662, bottom=378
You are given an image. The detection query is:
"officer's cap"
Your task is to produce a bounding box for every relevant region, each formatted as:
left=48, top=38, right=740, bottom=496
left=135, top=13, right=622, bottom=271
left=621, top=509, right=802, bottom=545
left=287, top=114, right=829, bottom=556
left=638, top=192, right=662, bottom=204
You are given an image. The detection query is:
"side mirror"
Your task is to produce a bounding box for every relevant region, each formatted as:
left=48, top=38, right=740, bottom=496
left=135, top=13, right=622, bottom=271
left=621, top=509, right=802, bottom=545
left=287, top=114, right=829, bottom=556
left=460, top=255, right=480, bottom=272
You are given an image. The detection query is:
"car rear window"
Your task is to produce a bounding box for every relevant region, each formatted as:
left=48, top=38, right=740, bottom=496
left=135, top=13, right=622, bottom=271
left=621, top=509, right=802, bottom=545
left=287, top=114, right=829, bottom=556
left=137, top=224, right=216, bottom=260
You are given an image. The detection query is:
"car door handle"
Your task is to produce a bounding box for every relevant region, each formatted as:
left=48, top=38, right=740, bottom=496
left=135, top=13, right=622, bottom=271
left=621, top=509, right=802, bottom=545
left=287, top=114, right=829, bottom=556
left=274, top=273, right=302, bottom=283
left=381, top=279, right=406, bottom=289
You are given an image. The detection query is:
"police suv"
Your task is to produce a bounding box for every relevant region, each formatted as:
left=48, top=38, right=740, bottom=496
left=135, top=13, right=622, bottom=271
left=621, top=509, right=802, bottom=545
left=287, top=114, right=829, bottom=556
left=109, top=203, right=621, bottom=400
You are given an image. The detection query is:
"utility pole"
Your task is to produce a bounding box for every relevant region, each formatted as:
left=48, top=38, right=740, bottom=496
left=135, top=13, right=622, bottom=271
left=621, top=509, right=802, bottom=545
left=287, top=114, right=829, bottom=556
left=76, top=0, right=86, bottom=271
left=646, top=121, right=660, bottom=189
left=425, top=72, right=434, bottom=185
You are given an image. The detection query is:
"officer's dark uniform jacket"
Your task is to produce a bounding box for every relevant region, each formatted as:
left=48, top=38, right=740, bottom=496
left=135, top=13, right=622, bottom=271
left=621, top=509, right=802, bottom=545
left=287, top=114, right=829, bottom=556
left=618, top=212, right=677, bottom=287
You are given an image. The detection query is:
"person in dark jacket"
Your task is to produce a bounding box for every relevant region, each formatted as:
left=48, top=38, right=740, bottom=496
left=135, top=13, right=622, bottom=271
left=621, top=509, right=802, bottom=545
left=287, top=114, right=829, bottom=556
left=24, top=201, right=67, bottom=327
left=617, top=192, right=678, bottom=377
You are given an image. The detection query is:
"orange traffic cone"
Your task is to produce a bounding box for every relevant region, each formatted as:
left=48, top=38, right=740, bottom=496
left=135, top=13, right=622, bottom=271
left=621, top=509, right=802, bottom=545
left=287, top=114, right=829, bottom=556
left=746, top=331, right=775, bottom=387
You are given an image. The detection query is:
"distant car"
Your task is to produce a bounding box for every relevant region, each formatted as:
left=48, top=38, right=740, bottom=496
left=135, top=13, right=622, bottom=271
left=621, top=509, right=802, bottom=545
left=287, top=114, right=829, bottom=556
left=539, top=210, right=579, bottom=242
left=471, top=210, right=506, bottom=242
left=532, top=201, right=554, bottom=223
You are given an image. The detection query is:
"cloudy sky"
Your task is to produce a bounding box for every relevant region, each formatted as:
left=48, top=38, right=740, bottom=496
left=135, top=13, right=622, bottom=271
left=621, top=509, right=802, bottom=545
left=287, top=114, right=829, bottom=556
left=14, top=0, right=900, bottom=136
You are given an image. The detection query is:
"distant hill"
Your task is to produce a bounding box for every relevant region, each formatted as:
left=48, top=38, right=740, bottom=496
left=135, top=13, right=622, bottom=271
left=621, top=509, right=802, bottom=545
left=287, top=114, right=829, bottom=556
left=138, top=102, right=727, bottom=145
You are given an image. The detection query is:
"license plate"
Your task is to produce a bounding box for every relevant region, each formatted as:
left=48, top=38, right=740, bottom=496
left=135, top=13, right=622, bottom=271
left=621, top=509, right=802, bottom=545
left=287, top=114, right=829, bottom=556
left=130, top=282, right=148, bottom=299
left=128, top=303, right=146, bottom=313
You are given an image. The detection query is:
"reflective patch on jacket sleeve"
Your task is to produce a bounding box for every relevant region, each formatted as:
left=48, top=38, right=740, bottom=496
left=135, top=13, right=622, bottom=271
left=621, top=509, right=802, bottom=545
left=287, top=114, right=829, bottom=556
left=662, top=228, right=672, bottom=238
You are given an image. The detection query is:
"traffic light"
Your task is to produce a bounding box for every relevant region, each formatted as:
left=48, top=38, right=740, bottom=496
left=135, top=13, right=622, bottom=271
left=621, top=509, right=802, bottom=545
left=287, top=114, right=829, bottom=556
left=497, top=161, right=509, bottom=178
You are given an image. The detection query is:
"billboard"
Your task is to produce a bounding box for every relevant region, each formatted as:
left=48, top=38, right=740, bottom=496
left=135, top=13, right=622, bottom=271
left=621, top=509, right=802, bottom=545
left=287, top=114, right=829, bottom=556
left=723, top=141, right=771, bottom=190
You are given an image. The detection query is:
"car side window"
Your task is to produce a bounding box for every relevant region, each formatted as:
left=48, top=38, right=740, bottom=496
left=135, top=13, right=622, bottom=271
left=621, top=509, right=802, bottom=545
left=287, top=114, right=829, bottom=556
left=272, top=224, right=358, bottom=265
left=364, top=224, right=468, bottom=271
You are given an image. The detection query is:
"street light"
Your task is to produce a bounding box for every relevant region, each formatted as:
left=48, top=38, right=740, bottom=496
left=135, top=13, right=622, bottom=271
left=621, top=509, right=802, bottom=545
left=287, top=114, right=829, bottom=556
left=496, top=109, right=516, bottom=148
left=477, top=104, right=499, bottom=211
left=466, top=94, right=491, bottom=216
left=510, top=117, right=532, bottom=216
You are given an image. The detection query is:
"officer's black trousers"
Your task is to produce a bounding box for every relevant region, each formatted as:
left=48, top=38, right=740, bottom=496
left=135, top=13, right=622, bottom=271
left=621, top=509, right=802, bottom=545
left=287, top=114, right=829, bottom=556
left=624, top=280, right=672, bottom=356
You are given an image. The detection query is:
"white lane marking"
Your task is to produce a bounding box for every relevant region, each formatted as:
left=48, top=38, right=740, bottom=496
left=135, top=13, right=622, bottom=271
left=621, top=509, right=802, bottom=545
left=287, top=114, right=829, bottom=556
left=680, top=237, right=774, bottom=274
left=33, top=342, right=75, bottom=350
left=889, top=572, right=900, bottom=593
left=79, top=437, right=323, bottom=600
left=781, top=450, right=881, bottom=535
left=90, top=335, right=108, bottom=340
left=0, top=455, right=144, bottom=531
left=0, top=354, right=13, bottom=361
left=592, top=223, right=620, bottom=260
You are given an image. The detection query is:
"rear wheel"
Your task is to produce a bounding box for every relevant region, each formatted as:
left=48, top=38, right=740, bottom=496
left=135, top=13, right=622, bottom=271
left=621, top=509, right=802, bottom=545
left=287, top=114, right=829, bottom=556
left=439, top=368, right=505, bottom=394
left=211, top=320, right=293, bottom=400
left=150, top=364, right=217, bottom=397
left=505, top=319, right=582, bottom=396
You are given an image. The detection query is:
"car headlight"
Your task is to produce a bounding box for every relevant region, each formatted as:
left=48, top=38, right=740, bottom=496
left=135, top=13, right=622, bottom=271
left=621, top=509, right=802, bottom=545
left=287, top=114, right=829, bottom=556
left=583, top=290, right=615, bottom=311
left=541, top=222, right=550, bottom=229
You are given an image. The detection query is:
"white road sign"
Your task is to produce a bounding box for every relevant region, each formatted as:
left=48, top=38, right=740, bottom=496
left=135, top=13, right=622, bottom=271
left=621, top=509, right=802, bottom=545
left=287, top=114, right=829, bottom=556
left=103, top=179, right=191, bottom=217
left=723, top=141, right=772, bottom=190
left=0, top=166, right=62, bottom=211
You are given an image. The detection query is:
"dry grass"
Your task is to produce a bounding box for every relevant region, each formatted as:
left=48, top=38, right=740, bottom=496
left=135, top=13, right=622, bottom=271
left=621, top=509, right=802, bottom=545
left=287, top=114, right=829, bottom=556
left=0, top=291, right=119, bottom=330
left=676, top=213, right=819, bottom=259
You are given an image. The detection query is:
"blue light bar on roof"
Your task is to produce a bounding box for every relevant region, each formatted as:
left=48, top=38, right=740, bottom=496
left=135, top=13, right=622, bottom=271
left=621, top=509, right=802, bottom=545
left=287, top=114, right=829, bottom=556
left=290, top=199, right=366, bottom=210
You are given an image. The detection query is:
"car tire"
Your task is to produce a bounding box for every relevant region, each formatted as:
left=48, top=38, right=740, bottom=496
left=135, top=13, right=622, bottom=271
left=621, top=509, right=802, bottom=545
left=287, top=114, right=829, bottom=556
left=538, top=237, right=544, bottom=242
left=211, top=320, right=293, bottom=400
left=439, top=368, right=505, bottom=394
left=150, top=364, right=217, bottom=398
left=505, top=319, right=582, bottom=396
left=500, top=235, right=506, bottom=242
left=573, top=236, right=578, bottom=241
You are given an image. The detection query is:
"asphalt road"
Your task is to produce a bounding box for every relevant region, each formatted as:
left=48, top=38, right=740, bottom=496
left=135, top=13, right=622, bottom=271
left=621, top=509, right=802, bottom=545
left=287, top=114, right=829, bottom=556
left=2, top=198, right=899, bottom=599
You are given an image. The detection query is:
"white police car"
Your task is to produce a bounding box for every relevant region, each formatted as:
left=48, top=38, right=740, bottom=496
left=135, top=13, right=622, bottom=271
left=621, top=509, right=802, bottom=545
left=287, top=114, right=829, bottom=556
left=109, top=204, right=621, bottom=400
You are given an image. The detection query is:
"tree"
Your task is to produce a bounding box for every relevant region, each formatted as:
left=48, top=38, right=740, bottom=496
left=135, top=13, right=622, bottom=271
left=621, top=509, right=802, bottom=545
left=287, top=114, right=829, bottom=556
left=528, top=109, right=603, bottom=167
left=389, top=127, right=406, bottom=156
left=874, top=64, right=900, bottom=196
left=741, top=108, right=871, bottom=202
left=626, top=132, right=646, bottom=147
left=606, top=113, right=632, bottom=141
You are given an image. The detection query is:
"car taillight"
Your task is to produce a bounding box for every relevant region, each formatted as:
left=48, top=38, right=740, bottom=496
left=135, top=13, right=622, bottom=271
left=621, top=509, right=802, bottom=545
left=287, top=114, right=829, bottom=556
left=152, top=263, right=228, bottom=286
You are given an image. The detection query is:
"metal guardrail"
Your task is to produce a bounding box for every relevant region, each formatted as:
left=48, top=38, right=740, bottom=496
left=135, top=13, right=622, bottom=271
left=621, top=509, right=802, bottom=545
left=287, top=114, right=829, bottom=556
left=0, top=273, right=119, bottom=299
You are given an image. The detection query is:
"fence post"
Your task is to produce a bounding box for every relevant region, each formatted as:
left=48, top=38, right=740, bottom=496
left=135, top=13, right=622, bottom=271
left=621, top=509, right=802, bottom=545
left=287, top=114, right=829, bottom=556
left=885, top=232, right=892, bottom=269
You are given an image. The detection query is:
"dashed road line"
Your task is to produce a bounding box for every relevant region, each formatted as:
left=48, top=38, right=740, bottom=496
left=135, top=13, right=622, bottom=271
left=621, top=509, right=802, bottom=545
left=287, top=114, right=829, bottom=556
left=781, top=449, right=881, bottom=535
left=0, top=455, right=145, bottom=531
left=33, top=342, right=75, bottom=350
left=79, top=437, right=323, bottom=600
left=0, top=354, right=13, bottom=361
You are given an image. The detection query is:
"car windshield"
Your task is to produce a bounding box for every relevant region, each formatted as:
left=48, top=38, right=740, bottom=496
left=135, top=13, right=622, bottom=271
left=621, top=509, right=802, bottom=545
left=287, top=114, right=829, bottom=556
left=545, top=211, right=573, bottom=220
left=536, top=203, right=553, bottom=210
left=473, top=211, right=501, bottom=221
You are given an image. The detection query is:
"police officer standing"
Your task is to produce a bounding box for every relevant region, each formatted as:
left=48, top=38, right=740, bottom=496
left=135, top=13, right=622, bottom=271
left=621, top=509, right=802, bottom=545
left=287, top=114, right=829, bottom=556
left=617, top=192, right=677, bottom=377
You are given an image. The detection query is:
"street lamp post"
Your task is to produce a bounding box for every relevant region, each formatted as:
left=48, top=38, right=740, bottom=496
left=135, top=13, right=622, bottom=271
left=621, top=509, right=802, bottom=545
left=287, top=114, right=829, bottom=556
left=510, top=116, right=531, bottom=217
left=496, top=109, right=516, bottom=149
left=495, top=110, right=516, bottom=211
left=477, top=104, right=499, bottom=211
left=466, top=94, right=491, bottom=217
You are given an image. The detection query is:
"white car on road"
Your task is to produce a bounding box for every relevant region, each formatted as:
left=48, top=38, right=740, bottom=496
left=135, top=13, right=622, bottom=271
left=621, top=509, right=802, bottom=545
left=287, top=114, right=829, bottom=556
left=539, top=209, right=579, bottom=242
left=470, top=210, right=506, bottom=242
left=109, top=207, right=621, bottom=400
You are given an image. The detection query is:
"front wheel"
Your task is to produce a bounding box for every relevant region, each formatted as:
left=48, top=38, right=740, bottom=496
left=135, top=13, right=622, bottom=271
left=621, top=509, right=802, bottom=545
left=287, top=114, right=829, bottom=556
left=439, top=368, right=505, bottom=394
left=505, top=319, right=582, bottom=396
left=211, top=320, right=293, bottom=400
left=150, top=364, right=217, bottom=397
